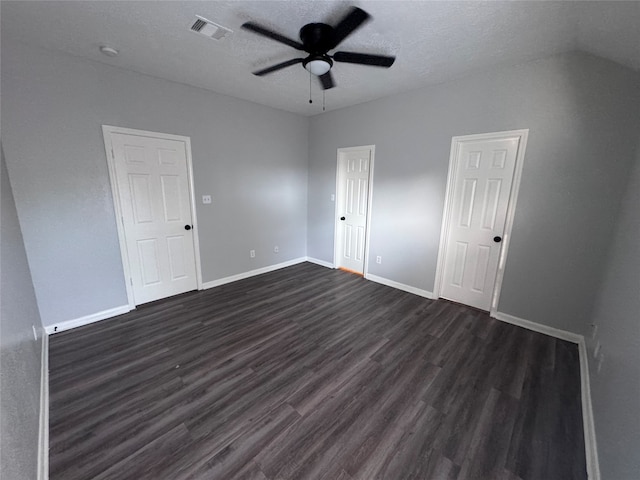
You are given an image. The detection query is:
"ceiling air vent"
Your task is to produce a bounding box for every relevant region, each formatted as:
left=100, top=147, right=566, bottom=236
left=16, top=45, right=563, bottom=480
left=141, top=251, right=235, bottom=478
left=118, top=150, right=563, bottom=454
left=190, top=15, right=233, bottom=41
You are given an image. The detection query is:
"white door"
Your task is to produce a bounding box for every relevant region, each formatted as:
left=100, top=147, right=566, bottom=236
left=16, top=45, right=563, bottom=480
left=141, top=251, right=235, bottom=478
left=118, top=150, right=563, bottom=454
left=109, top=130, right=198, bottom=305
left=335, top=148, right=373, bottom=274
left=439, top=133, right=525, bottom=311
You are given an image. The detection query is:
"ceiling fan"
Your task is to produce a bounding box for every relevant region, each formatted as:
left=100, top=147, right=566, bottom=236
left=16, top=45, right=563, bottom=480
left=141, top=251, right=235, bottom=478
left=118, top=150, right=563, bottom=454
left=241, top=6, right=395, bottom=90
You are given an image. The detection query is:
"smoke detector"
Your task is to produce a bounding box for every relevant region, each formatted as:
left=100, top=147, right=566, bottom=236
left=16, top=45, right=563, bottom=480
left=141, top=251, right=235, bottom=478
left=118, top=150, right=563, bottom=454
left=190, top=15, right=233, bottom=41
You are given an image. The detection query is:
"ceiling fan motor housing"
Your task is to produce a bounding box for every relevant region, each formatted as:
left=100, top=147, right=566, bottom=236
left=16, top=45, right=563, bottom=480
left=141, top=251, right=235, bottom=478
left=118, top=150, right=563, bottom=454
left=299, top=23, right=336, bottom=53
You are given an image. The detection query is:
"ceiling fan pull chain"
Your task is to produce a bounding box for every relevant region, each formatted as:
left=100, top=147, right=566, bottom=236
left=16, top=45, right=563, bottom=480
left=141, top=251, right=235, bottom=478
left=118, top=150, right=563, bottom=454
left=309, top=72, right=313, bottom=104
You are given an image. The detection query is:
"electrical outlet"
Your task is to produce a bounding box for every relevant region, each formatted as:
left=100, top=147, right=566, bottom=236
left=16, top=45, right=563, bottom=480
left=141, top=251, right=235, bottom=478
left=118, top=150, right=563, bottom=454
left=202, top=195, right=212, bottom=204
left=376, top=256, right=382, bottom=264
left=274, top=246, right=279, bottom=253
left=32, top=325, right=38, bottom=341
left=249, top=249, right=255, bottom=258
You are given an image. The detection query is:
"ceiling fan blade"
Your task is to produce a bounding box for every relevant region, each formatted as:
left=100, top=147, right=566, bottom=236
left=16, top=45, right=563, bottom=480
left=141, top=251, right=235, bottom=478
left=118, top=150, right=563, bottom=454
left=331, top=7, right=371, bottom=48
left=319, top=71, right=336, bottom=90
left=242, top=22, right=304, bottom=50
left=333, top=51, right=395, bottom=68
left=252, top=58, right=304, bottom=76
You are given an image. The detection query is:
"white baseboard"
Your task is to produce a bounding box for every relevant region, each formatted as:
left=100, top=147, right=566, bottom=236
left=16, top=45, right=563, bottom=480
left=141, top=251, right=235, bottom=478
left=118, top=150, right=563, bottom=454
left=37, top=331, right=49, bottom=480
left=491, top=311, right=583, bottom=344
left=491, top=311, right=599, bottom=480
left=364, top=273, right=435, bottom=299
left=45, top=258, right=313, bottom=333
left=579, top=338, right=600, bottom=480
left=202, top=257, right=307, bottom=290
left=45, top=305, right=132, bottom=335
left=305, top=257, right=335, bottom=269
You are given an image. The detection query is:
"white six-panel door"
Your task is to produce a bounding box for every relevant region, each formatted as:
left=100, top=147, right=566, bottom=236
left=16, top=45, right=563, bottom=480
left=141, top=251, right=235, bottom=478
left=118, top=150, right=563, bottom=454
left=440, top=134, right=523, bottom=311
left=336, top=148, right=373, bottom=274
left=109, top=130, right=198, bottom=305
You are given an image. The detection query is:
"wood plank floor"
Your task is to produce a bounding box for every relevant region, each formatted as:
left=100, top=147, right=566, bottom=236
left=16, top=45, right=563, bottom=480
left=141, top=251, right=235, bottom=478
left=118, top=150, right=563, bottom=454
left=49, top=262, right=587, bottom=480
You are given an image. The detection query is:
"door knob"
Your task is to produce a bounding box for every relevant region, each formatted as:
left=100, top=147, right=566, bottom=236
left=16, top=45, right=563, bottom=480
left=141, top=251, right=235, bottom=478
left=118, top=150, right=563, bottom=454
left=185, top=225, right=192, bottom=231
left=493, top=236, right=502, bottom=243
left=340, top=216, right=346, bottom=221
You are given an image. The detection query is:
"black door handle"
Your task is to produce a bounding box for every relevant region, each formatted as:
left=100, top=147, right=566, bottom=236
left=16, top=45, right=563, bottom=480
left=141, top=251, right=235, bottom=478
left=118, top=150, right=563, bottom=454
left=185, top=225, right=192, bottom=231
left=493, top=236, right=502, bottom=243
left=340, top=216, right=346, bottom=221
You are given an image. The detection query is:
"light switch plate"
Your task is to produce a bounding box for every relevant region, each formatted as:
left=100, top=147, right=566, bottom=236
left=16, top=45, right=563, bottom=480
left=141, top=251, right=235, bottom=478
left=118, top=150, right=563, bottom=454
left=202, top=195, right=212, bottom=204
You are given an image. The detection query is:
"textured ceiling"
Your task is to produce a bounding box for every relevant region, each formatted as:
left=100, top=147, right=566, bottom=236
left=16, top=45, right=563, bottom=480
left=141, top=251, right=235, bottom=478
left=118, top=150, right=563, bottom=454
left=2, top=1, right=639, bottom=116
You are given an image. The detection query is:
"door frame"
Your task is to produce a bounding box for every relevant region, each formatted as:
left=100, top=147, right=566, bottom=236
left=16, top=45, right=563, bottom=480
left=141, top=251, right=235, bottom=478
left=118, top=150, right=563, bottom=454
left=333, top=145, right=376, bottom=275
left=433, top=129, right=528, bottom=315
left=102, top=125, right=203, bottom=309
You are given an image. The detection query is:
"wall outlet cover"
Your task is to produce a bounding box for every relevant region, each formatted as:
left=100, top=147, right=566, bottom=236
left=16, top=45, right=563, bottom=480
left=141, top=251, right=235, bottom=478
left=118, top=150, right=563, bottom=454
left=202, top=195, right=212, bottom=204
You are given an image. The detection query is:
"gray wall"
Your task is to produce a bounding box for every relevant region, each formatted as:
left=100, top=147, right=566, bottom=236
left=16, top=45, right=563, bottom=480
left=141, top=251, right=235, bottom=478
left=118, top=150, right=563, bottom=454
left=308, top=52, right=640, bottom=334
left=3, top=38, right=640, bottom=480
left=588, top=140, right=640, bottom=480
left=1, top=145, right=44, bottom=480
left=1, top=41, right=309, bottom=328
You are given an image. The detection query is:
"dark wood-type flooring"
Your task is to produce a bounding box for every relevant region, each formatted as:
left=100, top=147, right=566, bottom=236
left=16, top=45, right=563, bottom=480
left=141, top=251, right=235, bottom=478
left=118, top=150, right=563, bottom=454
left=49, top=262, right=587, bottom=480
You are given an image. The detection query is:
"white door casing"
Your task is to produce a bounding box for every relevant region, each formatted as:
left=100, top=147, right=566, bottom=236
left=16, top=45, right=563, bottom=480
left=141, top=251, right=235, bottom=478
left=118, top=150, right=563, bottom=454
left=334, top=146, right=374, bottom=275
left=103, top=126, right=202, bottom=307
left=435, top=130, right=528, bottom=312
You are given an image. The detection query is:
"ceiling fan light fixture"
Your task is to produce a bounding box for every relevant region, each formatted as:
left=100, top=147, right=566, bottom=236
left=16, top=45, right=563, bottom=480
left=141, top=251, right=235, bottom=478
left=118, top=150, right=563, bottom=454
left=304, top=56, right=332, bottom=76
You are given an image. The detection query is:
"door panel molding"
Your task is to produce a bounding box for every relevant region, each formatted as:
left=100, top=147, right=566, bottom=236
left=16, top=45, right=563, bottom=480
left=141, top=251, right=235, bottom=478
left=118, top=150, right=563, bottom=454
left=333, top=145, right=375, bottom=275
left=434, top=129, right=528, bottom=314
left=102, top=125, right=203, bottom=309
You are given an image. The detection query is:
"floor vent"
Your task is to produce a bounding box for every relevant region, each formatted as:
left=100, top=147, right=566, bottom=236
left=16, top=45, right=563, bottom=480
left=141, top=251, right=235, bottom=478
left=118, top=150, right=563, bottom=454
left=190, top=15, right=232, bottom=41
